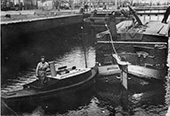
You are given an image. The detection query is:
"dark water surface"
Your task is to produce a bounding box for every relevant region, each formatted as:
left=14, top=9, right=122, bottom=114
left=1, top=20, right=170, bottom=116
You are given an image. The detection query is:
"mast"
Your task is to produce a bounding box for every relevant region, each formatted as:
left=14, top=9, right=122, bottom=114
left=81, top=26, right=88, bottom=68
left=115, top=0, right=118, bottom=9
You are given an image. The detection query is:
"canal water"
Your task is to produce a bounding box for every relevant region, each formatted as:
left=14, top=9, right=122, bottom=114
left=1, top=16, right=170, bottom=116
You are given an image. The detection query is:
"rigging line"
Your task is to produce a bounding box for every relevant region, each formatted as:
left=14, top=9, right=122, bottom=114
left=105, top=23, right=118, bottom=56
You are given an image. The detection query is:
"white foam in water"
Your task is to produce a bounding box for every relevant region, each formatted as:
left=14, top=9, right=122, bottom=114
left=1, top=76, right=37, bottom=93
left=2, top=88, right=13, bottom=92
left=1, top=90, right=8, bottom=93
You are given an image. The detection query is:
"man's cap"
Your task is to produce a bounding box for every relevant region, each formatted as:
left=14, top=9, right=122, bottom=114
left=41, top=56, right=45, bottom=58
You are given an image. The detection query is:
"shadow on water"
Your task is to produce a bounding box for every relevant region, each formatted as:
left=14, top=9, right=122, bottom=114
left=95, top=75, right=167, bottom=116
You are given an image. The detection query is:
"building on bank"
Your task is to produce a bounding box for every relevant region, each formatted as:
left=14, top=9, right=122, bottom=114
left=1, top=0, right=37, bottom=10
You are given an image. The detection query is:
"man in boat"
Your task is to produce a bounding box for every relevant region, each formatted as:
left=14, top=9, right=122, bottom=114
left=162, top=6, right=170, bottom=24
left=36, top=56, right=49, bottom=87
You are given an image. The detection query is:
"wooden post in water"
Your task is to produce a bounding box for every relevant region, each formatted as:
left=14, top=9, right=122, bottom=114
left=120, top=64, right=128, bottom=90
left=106, top=14, right=129, bottom=89
left=112, top=54, right=129, bottom=90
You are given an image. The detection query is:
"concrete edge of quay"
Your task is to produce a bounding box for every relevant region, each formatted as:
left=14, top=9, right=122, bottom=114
left=1, top=13, right=83, bottom=25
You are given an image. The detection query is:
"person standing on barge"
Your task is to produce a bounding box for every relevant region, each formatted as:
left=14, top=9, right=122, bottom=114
left=36, top=56, right=49, bottom=87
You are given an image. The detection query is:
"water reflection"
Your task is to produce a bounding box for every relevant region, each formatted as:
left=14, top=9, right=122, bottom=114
left=96, top=75, right=167, bottom=116
left=55, top=46, right=95, bottom=68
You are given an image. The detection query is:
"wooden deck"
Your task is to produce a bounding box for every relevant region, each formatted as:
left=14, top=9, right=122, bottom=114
left=117, top=20, right=169, bottom=37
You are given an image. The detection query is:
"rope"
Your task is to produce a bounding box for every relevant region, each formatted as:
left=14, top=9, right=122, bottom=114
left=105, top=23, right=118, bottom=56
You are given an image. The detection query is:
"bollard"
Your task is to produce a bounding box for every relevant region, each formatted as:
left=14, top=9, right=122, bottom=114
left=112, top=54, right=130, bottom=89
left=120, top=64, right=128, bottom=90
left=49, top=61, right=56, bottom=77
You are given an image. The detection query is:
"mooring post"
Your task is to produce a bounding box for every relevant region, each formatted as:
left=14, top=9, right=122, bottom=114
left=120, top=64, right=128, bottom=90
left=106, top=14, right=129, bottom=89
left=112, top=54, right=130, bottom=89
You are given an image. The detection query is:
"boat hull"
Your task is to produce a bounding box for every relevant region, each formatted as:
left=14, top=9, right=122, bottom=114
left=97, top=63, right=166, bottom=80
left=2, top=68, right=97, bottom=105
left=128, top=65, right=166, bottom=80
left=111, top=53, right=167, bottom=80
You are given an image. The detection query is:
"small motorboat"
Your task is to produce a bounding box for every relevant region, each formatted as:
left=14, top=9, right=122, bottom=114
left=1, top=62, right=97, bottom=104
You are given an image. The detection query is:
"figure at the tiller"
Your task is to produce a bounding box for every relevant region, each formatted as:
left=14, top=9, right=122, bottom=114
left=36, top=56, right=49, bottom=87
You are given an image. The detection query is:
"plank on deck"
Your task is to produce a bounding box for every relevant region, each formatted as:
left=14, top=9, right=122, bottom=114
left=145, top=22, right=166, bottom=34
